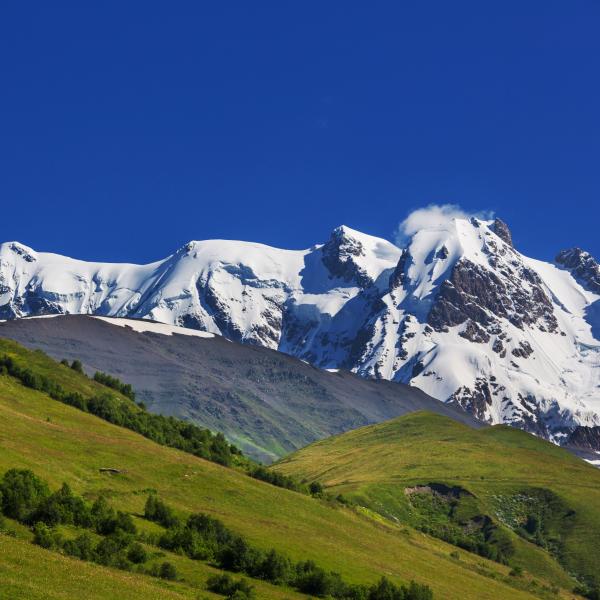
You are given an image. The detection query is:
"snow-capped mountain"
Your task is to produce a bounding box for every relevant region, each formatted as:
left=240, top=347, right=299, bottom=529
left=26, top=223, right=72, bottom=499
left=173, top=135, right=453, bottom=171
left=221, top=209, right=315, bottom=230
left=2, top=218, right=600, bottom=450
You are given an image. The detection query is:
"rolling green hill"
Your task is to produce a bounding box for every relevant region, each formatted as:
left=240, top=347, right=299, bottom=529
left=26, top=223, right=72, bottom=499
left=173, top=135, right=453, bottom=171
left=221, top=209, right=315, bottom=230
left=0, top=338, right=581, bottom=600
left=272, top=411, right=600, bottom=596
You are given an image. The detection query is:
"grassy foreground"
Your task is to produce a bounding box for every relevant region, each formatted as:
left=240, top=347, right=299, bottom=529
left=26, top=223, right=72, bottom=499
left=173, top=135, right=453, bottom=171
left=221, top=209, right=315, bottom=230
left=273, top=411, right=600, bottom=593
left=0, top=339, right=577, bottom=600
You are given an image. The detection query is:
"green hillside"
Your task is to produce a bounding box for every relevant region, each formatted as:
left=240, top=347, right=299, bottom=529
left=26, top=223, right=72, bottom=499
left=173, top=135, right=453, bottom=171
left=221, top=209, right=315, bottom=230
left=272, top=411, right=600, bottom=597
left=0, top=338, right=580, bottom=600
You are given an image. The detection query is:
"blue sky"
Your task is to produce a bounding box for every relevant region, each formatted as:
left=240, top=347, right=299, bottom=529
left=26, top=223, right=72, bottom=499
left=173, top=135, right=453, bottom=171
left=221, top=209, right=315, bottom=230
left=1, top=1, right=599, bottom=263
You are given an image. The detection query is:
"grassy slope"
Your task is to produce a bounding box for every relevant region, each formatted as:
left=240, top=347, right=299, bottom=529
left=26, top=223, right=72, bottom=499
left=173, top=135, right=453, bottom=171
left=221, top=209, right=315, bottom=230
left=273, top=411, right=600, bottom=587
left=0, top=340, right=568, bottom=600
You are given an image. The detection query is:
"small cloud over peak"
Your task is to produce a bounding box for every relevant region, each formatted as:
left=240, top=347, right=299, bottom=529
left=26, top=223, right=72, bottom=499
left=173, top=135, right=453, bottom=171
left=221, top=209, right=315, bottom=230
left=395, top=204, right=495, bottom=245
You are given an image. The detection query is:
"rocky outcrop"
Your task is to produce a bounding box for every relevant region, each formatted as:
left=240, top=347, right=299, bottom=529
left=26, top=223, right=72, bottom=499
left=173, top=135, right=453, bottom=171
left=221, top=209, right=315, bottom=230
left=491, top=218, right=513, bottom=247
left=566, top=426, right=600, bottom=451
left=428, top=258, right=557, bottom=334
left=556, top=248, right=600, bottom=294
left=449, top=378, right=494, bottom=422
left=321, top=226, right=372, bottom=287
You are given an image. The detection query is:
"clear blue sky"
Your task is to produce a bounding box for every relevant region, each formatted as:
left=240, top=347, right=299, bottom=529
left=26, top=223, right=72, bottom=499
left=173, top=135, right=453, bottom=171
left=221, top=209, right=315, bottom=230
left=1, top=1, right=599, bottom=263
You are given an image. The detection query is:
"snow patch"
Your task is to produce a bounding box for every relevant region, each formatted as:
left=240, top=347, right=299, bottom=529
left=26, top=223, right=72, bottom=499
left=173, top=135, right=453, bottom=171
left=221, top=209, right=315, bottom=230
left=92, top=317, right=216, bottom=338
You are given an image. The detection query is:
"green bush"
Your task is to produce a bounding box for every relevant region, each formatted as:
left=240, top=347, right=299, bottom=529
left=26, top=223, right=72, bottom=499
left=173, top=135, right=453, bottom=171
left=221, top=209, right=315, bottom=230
left=206, top=574, right=255, bottom=598
left=71, top=360, right=84, bottom=374
left=309, top=481, right=324, bottom=497
left=32, top=522, right=63, bottom=550
left=144, top=494, right=180, bottom=528
left=62, top=532, right=95, bottom=561
left=32, top=482, right=91, bottom=527
left=0, top=469, right=50, bottom=521
left=159, top=561, right=178, bottom=580
left=93, top=371, right=136, bottom=400
left=127, top=542, right=148, bottom=564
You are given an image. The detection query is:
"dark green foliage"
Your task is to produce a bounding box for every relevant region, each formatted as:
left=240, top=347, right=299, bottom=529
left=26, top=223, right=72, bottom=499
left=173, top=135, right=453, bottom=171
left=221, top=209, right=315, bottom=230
left=207, top=574, right=256, bottom=599
left=294, top=560, right=346, bottom=596
left=257, top=549, right=292, bottom=584
left=93, top=371, right=136, bottom=400
left=159, top=561, right=178, bottom=580
left=309, top=481, right=324, bottom=497
left=0, top=353, right=242, bottom=467
left=90, top=496, right=137, bottom=536
left=510, top=488, right=575, bottom=557
left=70, top=360, right=84, bottom=374
left=575, top=583, right=600, bottom=600
left=149, top=495, right=434, bottom=600
left=249, top=465, right=304, bottom=492
left=0, top=469, right=50, bottom=521
left=1, top=468, right=148, bottom=573
left=127, top=542, right=148, bottom=564
left=32, top=482, right=91, bottom=527
left=32, top=521, right=63, bottom=550
left=144, top=494, right=180, bottom=528
left=218, top=536, right=264, bottom=574
left=62, top=532, right=95, bottom=560
left=407, top=489, right=514, bottom=565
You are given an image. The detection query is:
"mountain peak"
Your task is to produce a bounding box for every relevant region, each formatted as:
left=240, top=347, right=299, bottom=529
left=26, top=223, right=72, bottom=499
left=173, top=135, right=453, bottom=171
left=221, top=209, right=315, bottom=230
left=490, top=218, right=513, bottom=247
left=0, top=241, right=38, bottom=263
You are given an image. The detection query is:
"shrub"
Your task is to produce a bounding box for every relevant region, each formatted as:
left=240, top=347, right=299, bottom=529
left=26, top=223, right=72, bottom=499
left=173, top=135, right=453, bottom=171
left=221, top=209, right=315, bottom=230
left=93, top=371, right=136, bottom=401
left=32, top=482, right=91, bottom=527
left=309, top=482, right=324, bottom=497
left=249, top=466, right=303, bottom=492
left=159, top=561, right=178, bottom=580
left=63, top=532, right=95, bottom=561
left=32, top=522, right=63, bottom=550
left=71, top=360, right=84, bottom=374
left=144, top=495, right=180, bottom=528
left=0, top=469, right=50, bottom=522
left=206, top=574, right=255, bottom=598
left=127, top=542, right=148, bottom=564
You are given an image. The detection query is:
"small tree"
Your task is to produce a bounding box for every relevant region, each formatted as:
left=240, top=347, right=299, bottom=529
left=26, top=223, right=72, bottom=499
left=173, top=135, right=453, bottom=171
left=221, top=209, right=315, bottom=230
left=0, top=469, right=50, bottom=521
left=32, top=522, right=62, bottom=550
left=127, top=542, right=148, bottom=564
left=309, top=481, right=324, bottom=497
left=159, top=561, right=178, bottom=580
left=70, top=360, right=84, bottom=374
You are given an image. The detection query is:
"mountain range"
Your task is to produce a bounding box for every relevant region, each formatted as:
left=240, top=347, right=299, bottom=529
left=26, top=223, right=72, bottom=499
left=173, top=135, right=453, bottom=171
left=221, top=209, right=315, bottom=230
left=2, top=216, right=600, bottom=454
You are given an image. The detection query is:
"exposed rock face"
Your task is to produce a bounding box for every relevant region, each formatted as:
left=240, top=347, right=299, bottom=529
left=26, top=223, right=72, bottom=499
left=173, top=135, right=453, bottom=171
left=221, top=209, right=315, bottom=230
left=321, top=226, right=372, bottom=287
left=566, top=426, right=600, bottom=451
left=449, top=378, right=493, bottom=422
left=491, top=218, right=513, bottom=247
left=428, top=258, right=557, bottom=334
left=556, top=248, right=600, bottom=294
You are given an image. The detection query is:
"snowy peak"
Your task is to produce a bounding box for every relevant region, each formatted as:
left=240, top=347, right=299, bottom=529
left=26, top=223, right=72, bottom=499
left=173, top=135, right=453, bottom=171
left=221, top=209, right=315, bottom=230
left=2, top=218, right=600, bottom=455
left=321, top=225, right=400, bottom=287
left=0, top=241, right=38, bottom=264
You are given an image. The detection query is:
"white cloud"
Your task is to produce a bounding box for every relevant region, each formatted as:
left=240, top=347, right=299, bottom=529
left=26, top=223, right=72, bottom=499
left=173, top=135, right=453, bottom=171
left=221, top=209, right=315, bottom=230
left=395, top=204, right=494, bottom=245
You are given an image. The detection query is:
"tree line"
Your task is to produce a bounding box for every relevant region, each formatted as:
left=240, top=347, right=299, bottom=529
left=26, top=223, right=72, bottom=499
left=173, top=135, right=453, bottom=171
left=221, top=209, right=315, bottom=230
left=0, top=353, right=241, bottom=466
left=0, top=469, right=178, bottom=580
left=144, top=495, right=434, bottom=600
